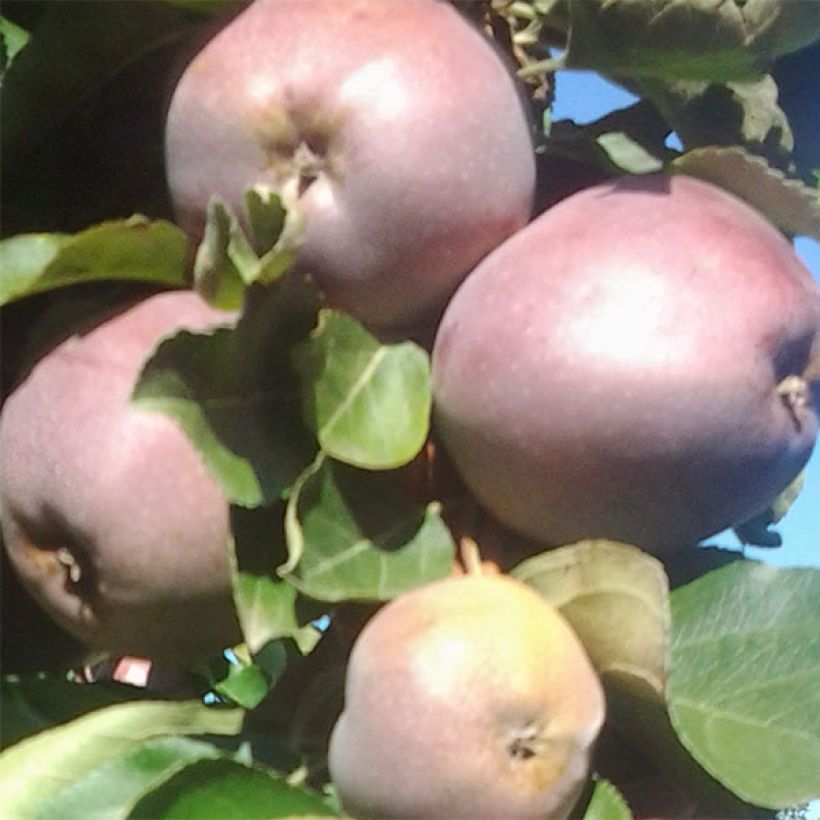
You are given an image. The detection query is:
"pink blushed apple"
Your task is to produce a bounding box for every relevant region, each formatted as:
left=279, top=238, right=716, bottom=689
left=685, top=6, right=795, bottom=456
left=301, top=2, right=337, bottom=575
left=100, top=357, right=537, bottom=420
left=0, top=291, right=241, bottom=662
left=432, top=174, right=820, bottom=554
left=165, top=0, right=535, bottom=333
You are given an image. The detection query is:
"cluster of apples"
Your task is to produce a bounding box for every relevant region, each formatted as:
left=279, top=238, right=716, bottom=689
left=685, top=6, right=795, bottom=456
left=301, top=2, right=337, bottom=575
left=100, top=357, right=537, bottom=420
left=2, top=0, right=819, bottom=816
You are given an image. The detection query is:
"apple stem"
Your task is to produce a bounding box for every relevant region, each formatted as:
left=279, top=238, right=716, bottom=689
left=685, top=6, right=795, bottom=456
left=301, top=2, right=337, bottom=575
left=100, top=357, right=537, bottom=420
left=459, top=537, right=483, bottom=576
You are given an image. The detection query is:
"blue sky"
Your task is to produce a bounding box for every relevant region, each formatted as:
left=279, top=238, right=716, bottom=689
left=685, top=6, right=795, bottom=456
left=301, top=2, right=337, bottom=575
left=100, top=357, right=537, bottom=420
left=552, top=70, right=819, bottom=572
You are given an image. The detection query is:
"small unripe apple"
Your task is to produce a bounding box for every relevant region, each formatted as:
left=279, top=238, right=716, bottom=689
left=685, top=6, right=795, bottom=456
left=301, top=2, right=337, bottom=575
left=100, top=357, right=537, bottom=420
left=432, top=174, right=820, bottom=554
left=165, top=0, right=535, bottom=333
left=328, top=573, right=606, bottom=818
left=0, top=291, right=241, bottom=662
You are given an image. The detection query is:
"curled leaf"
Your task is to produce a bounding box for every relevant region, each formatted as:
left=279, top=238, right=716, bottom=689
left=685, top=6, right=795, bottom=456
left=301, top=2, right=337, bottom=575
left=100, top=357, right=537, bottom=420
left=194, top=188, right=304, bottom=311
left=566, top=0, right=820, bottom=82
left=639, top=74, right=794, bottom=168
left=672, top=146, right=820, bottom=239
left=513, top=540, right=670, bottom=699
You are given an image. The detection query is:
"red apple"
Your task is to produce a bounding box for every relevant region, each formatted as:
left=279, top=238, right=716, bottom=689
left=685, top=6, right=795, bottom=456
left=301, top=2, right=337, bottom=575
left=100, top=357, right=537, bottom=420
left=432, top=174, right=820, bottom=554
left=165, top=0, right=535, bottom=333
left=0, top=291, right=241, bottom=661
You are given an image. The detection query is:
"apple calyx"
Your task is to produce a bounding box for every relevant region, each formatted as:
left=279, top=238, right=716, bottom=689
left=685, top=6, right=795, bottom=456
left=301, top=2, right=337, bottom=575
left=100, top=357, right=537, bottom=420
left=777, top=374, right=813, bottom=431
left=11, top=524, right=101, bottom=638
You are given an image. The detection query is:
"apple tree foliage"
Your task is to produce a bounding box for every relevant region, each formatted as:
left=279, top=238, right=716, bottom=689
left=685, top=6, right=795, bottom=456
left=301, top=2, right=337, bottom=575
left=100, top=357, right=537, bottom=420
left=1, top=1, right=819, bottom=817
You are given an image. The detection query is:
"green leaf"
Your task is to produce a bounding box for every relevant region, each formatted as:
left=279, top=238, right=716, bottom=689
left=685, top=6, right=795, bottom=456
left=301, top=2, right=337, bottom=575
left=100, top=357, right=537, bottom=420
left=214, top=650, right=284, bottom=709
left=1, top=676, right=150, bottom=749
left=34, top=737, right=226, bottom=820
left=193, top=189, right=304, bottom=311
left=595, top=132, right=664, bottom=174
left=0, top=16, right=29, bottom=76
left=228, top=506, right=322, bottom=657
left=245, top=186, right=305, bottom=271
left=193, top=199, right=252, bottom=311
left=540, top=101, right=672, bottom=179
left=671, top=147, right=820, bottom=240
left=134, top=326, right=286, bottom=507
left=669, top=561, right=820, bottom=808
left=208, top=501, right=317, bottom=706
left=0, top=700, right=243, bottom=819
left=283, top=456, right=455, bottom=602
left=582, top=777, right=632, bottom=820
left=130, top=757, right=337, bottom=818
left=639, top=74, right=794, bottom=167
left=513, top=540, right=670, bottom=700
left=513, top=541, right=670, bottom=776
left=210, top=643, right=287, bottom=710
left=0, top=218, right=187, bottom=306
left=293, top=310, right=432, bottom=469
left=133, top=279, right=318, bottom=507
left=233, top=573, right=304, bottom=656
left=565, top=0, right=820, bottom=82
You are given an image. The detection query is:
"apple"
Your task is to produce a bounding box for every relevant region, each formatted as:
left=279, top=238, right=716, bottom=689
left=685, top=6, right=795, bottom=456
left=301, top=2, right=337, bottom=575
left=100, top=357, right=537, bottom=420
left=165, top=0, right=535, bottom=334
left=432, top=174, right=820, bottom=554
left=0, top=291, right=241, bottom=662
left=328, top=573, right=605, bottom=819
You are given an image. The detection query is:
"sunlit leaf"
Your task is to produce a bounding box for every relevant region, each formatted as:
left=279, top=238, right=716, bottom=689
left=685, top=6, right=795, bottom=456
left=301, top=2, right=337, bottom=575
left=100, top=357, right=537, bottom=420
left=0, top=218, right=186, bottom=306
left=582, top=777, right=632, bottom=820
left=0, top=700, right=242, bottom=818
left=294, top=310, right=432, bottom=469
left=0, top=16, right=29, bottom=75
left=232, top=573, right=301, bottom=654
left=595, top=132, right=664, bottom=174
left=210, top=643, right=287, bottom=710
left=228, top=505, right=320, bottom=656
left=34, top=737, right=225, bottom=820
left=1, top=676, right=149, bottom=749
left=669, top=561, right=820, bottom=808
left=193, top=189, right=303, bottom=311
left=284, top=456, right=455, bottom=602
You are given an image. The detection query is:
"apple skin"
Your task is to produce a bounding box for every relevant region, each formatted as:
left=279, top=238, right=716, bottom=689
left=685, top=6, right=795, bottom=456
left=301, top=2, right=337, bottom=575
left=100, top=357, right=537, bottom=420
left=328, top=574, right=605, bottom=819
left=0, top=291, right=242, bottom=662
left=432, top=174, right=820, bottom=554
left=165, top=0, right=535, bottom=334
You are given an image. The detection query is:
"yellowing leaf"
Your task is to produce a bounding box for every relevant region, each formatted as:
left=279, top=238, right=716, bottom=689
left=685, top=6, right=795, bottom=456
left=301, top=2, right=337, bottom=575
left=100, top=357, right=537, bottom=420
left=513, top=540, right=670, bottom=699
